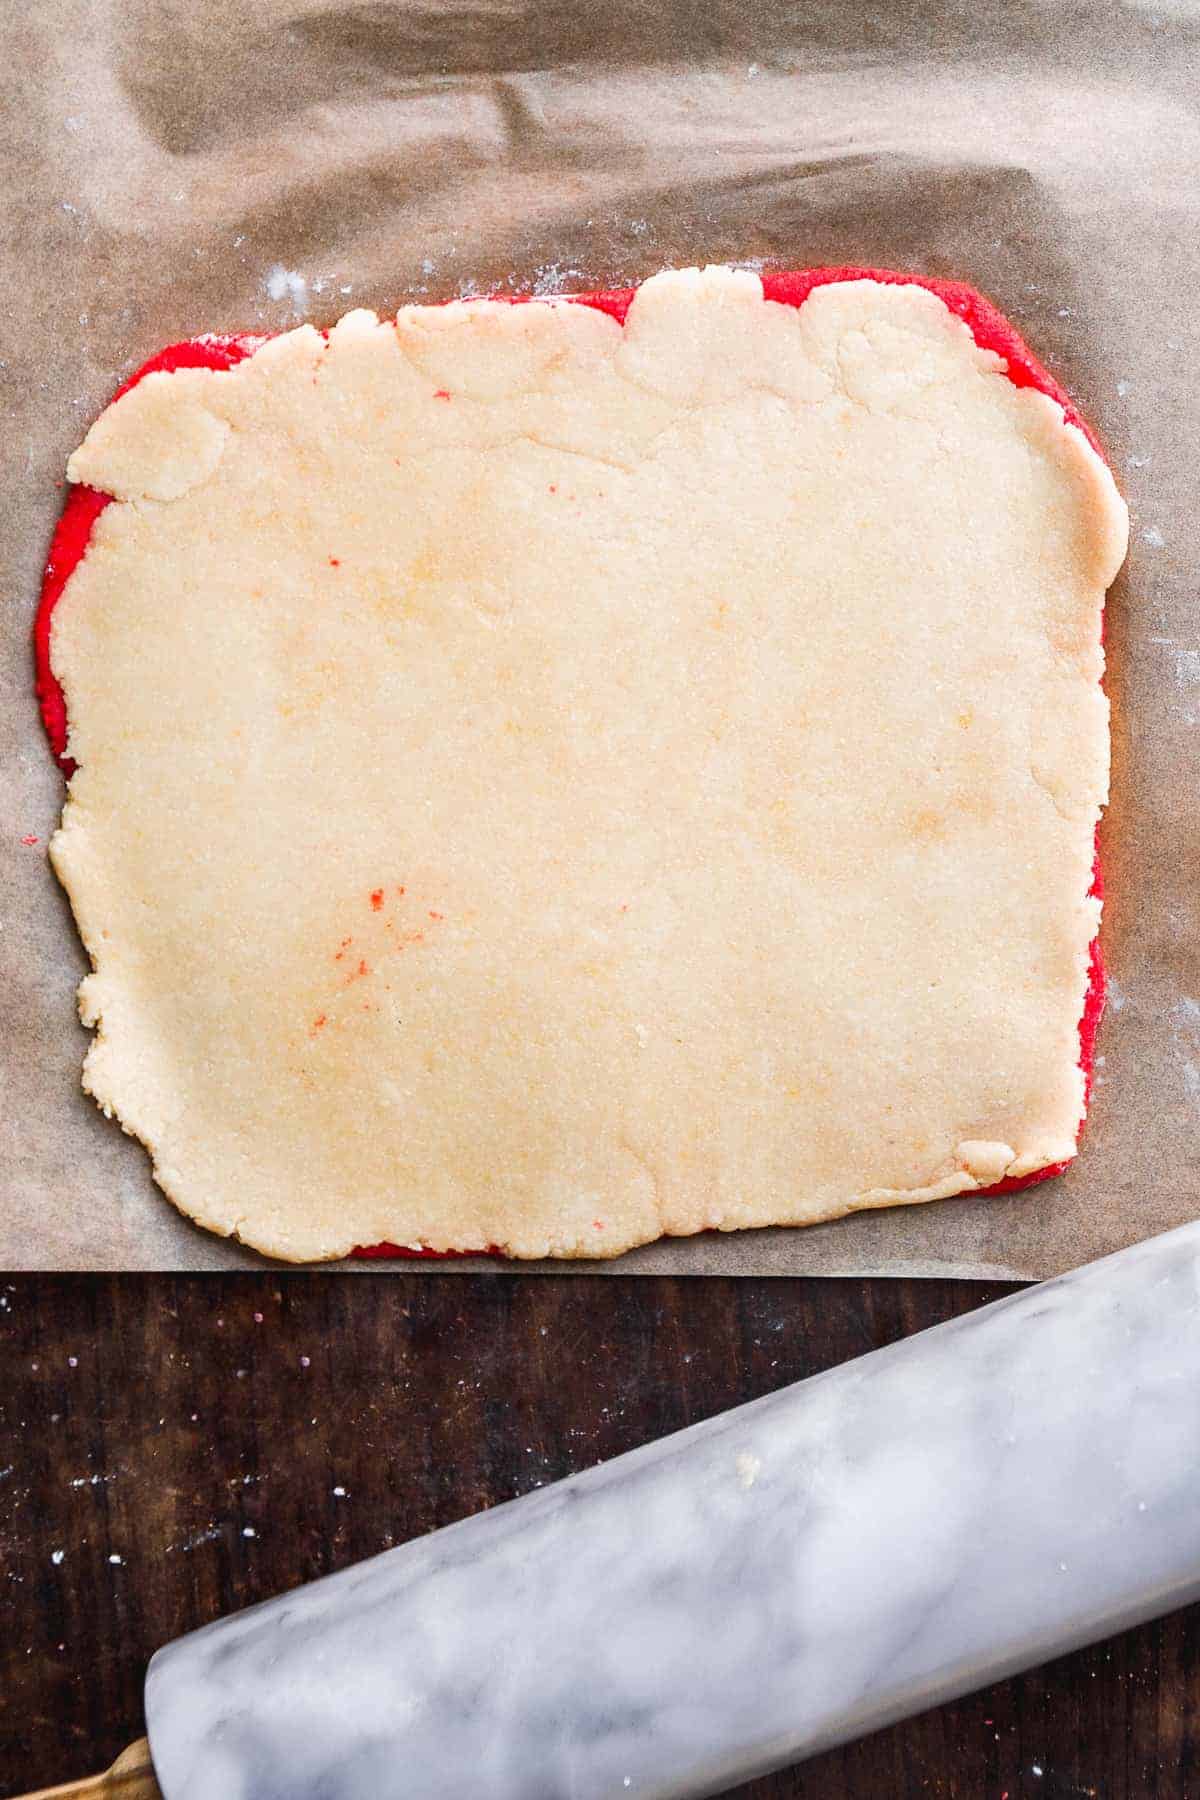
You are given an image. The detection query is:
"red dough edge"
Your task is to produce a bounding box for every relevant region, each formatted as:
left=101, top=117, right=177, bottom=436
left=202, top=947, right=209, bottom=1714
left=34, top=270, right=1108, bottom=1255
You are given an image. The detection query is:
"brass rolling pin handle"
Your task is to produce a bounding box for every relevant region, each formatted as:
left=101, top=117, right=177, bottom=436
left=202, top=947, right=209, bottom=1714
left=17, top=1738, right=160, bottom=1800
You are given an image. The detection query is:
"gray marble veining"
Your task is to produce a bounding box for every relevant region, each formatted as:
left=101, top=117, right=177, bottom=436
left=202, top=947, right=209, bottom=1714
left=146, top=1222, right=1200, bottom=1799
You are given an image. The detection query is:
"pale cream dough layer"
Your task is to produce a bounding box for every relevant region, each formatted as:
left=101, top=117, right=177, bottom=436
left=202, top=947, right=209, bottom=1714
left=52, top=268, right=1128, bottom=1262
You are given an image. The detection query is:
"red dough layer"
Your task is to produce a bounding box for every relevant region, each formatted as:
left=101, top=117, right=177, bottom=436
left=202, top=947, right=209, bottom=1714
left=34, top=271, right=1109, bottom=1253
left=36, top=336, right=265, bottom=780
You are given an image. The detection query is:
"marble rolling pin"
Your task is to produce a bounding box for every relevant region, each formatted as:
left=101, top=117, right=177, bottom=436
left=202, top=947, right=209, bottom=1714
left=26, top=1221, right=1200, bottom=1800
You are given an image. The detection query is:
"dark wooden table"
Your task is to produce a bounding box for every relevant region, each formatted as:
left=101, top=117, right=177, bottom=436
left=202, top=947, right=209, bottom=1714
left=3, top=1273, right=1197, bottom=1799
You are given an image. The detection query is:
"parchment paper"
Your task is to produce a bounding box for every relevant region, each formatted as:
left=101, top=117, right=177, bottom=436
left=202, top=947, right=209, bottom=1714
left=3, top=0, right=1198, bottom=1274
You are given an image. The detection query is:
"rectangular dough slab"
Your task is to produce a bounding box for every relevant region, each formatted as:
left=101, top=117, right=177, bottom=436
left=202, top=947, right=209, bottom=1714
left=49, top=267, right=1128, bottom=1262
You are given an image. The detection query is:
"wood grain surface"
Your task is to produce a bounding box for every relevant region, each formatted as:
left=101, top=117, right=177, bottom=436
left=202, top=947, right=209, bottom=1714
left=2, top=1273, right=1198, bottom=1799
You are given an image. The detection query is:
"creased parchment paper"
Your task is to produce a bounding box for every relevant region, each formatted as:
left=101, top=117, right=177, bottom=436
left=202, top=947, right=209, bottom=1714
left=2, top=0, right=1196, bottom=1274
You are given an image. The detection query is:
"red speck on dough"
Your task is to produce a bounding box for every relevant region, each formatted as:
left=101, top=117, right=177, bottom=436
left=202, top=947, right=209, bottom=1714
left=428, top=910, right=444, bottom=920
left=334, top=936, right=353, bottom=962
left=397, top=885, right=406, bottom=895
left=21, top=834, right=39, bottom=846
left=329, top=556, right=341, bottom=567
left=549, top=484, right=557, bottom=494
left=32, top=277, right=1115, bottom=1258
left=433, top=389, right=451, bottom=400
left=370, top=889, right=384, bottom=910
left=311, top=1014, right=327, bottom=1032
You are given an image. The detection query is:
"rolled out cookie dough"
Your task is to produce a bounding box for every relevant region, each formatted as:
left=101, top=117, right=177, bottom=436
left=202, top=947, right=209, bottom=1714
left=50, top=266, right=1128, bottom=1261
